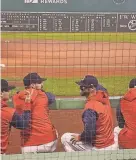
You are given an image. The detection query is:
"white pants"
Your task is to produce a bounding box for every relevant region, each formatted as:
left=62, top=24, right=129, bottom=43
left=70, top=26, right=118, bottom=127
left=113, top=126, right=123, bottom=147
left=61, top=132, right=119, bottom=152
left=114, top=126, right=122, bottom=136
left=22, top=140, right=58, bottom=153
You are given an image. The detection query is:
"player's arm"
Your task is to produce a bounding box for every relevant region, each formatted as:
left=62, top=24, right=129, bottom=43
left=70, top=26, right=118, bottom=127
left=10, top=110, right=31, bottom=130
left=45, top=92, right=56, bottom=105
left=11, top=92, right=32, bottom=130
left=79, top=109, right=97, bottom=143
left=116, top=104, right=125, bottom=128
left=10, top=101, right=31, bottom=129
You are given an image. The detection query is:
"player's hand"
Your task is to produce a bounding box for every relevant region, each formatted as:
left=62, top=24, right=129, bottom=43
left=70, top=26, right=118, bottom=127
left=25, top=89, right=34, bottom=103
left=70, top=135, right=80, bottom=145
left=25, top=90, right=31, bottom=103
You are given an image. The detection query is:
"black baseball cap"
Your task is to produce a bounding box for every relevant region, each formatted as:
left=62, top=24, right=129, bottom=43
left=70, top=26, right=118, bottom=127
left=1, top=79, right=16, bottom=92
left=23, top=72, right=47, bottom=86
left=129, top=78, right=136, bottom=88
left=76, top=75, right=98, bottom=88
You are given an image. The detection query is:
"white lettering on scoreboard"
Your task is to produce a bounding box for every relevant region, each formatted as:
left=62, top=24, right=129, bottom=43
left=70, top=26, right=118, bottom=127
left=24, top=0, right=38, bottom=3
left=113, top=0, right=126, bottom=5
left=24, top=0, right=67, bottom=3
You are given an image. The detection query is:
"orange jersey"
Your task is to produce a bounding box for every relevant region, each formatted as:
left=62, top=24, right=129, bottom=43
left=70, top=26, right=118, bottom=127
left=84, top=93, right=114, bottom=148
left=13, top=89, right=57, bottom=147
left=95, top=90, right=111, bottom=106
left=1, top=101, right=15, bottom=154
left=119, top=88, right=136, bottom=149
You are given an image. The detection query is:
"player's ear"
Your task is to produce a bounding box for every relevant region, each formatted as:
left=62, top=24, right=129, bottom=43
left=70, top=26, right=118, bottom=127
left=90, top=87, right=96, bottom=94
left=1, top=92, right=3, bottom=98
left=88, top=88, right=92, bottom=92
left=35, top=83, right=41, bottom=90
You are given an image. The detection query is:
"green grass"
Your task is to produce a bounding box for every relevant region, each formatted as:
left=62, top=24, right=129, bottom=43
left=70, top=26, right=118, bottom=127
left=3, top=76, right=135, bottom=96
left=1, top=32, right=136, bottom=42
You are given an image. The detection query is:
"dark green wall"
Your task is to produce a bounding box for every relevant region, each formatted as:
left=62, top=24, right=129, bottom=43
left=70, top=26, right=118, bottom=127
left=1, top=0, right=136, bottom=12
left=8, top=97, right=120, bottom=110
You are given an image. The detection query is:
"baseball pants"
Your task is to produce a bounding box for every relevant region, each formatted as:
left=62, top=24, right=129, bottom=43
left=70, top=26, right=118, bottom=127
left=61, top=132, right=119, bottom=152
left=113, top=126, right=123, bottom=147
left=22, top=139, right=58, bottom=153
left=22, top=130, right=58, bottom=153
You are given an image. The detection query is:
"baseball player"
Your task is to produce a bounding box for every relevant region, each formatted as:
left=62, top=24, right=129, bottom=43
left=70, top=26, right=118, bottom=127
left=115, top=78, right=136, bottom=149
left=61, top=75, right=118, bottom=152
left=13, top=73, right=58, bottom=153
left=1, top=79, right=31, bottom=154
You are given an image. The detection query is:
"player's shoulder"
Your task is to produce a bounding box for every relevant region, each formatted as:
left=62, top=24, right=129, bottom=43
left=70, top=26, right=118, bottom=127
left=122, top=88, right=136, bottom=102
left=1, top=106, right=15, bottom=119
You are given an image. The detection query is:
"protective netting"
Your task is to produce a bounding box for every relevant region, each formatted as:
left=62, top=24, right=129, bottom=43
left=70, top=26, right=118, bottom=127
left=1, top=32, right=136, bottom=96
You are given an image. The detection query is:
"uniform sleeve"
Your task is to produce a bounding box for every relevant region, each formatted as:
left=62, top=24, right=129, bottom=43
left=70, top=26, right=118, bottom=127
left=10, top=111, right=31, bottom=130
left=80, top=109, right=97, bottom=143
left=45, top=92, right=56, bottom=105
left=4, top=108, right=16, bottom=122
left=116, top=104, right=125, bottom=128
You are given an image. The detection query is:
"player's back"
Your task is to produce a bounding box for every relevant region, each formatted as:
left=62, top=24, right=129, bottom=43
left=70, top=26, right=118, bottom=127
left=119, top=88, right=136, bottom=148
left=1, top=101, right=15, bottom=154
left=14, top=89, right=57, bottom=147
left=120, top=88, right=136, bottom=131
left=85, top=96, right=114, bottom=148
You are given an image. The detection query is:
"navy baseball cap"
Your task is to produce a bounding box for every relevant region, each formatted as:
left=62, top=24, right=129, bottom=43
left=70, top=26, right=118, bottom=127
left=1, top=79, right=16, bottom=92
left=129, top=78, right=136, bottom=88
left=76, top=75, right=98, bottom=88
left=23, top=73, right=47, bottom=86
